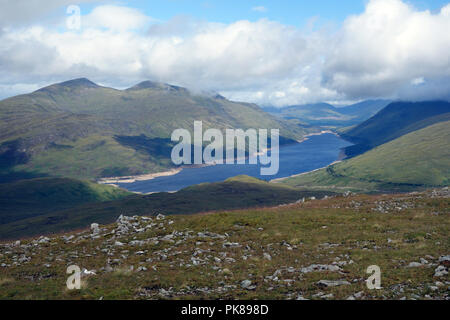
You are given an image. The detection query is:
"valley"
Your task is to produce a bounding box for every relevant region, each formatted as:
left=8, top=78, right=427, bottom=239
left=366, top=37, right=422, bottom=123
left=0, top=86, right=449, bottom=242
left=1, top=0, right=449, bottom=304
left=0, top=81, right=448, bottom=301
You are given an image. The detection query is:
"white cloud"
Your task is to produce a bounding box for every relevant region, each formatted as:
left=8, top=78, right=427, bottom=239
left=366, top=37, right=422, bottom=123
left=323, top=0, right=450, bottom=101
left=83, top=5, right=152, bottom=31
left=0, top=0, right=449, bottom=105
left=252, top=6, right=268, bottom=13
left=411, top=77, right=425, bottom=86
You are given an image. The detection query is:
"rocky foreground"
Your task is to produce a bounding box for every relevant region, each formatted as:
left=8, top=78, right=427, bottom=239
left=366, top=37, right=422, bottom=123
left=0, top=188, right=449, bottom=300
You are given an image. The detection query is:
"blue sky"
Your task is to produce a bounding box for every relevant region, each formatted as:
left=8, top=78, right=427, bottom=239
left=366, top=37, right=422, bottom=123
left=77, top=0, right=449, bottom=26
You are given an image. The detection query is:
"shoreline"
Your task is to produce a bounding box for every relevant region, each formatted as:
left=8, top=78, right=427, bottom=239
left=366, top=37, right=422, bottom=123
left=98, top=130, right=342, bottom=186
left=271, top=130, right=344, bottom=183
left=270, top=160, right=342, bottom=183
left=97, top=168, right=183, bottom=185
left=296, top=130, right=337, bottom=143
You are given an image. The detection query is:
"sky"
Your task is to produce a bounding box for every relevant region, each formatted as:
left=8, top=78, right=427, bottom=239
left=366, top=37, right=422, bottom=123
left=0, top=0, right=449, bottom=106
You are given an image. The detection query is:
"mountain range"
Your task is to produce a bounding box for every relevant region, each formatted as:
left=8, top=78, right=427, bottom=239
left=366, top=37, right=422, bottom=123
left=0, top=78, right=307, bottom=181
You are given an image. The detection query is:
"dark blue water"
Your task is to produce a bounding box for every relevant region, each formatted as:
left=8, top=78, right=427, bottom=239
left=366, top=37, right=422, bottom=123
left=118, top=133, right=352, bottom=193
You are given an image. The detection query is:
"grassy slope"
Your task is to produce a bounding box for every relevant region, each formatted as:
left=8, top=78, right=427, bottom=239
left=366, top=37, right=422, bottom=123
left=0, top=176, right=335, bottom=240
left=16, top=135, right=173, bottom=179
left=341, top=101, right=450, bottom=157
left=0, top=79, right=307, bottom=180
left=0, top=189, right=448, bottom=300
left=281, top=121, right=450, bottom=192
left=0, top=178, right=132, bottom=226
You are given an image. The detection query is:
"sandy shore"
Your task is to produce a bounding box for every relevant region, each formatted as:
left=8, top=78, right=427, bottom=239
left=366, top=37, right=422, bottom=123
left=97, top=168, right=182, bottom=184
left=296, top=130, right=337, bottom=143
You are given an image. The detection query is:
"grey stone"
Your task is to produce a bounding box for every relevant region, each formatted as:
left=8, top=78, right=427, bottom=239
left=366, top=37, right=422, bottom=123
left=434, top=265, right=448, bottom=277
left=223, top=242, right=241, bottom=248
left=263, top=253, right=272, bottom=260
left=241, top=280, right=255, bottom=290
left=438, top=255, right=450, bottom=266
left=407, top=262, right=422, bottom=268
left=300, top=264, right=341, bottom=273
left=317, top=280, right=351, bottom=287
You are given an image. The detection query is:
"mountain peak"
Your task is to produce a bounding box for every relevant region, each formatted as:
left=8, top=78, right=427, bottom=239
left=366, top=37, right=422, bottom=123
left=128, top=80, right=163, bottom=90
left=34, top=78, right=100, bottom=94
left=58, top=78, right=99, bottom=88
left=127, top=80, right=189, bottom=94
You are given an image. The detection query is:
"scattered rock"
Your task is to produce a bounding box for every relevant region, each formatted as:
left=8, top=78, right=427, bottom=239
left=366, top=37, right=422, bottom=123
left=438, top=255, right=450, bottom=267
left=300, top=264, right=341, bottom=273
left=317, top=280, right=350, bottom=288
left=407, top=262, right=423, bottom=268
left=223, top=242, right=241, bottom=248
left=241, top=280, right=256, bottom=290
left=263, top=253, right=272, bottom=261
left=38, top=236, right=50, bottom=244
left=434, top=265, right=448, bottom=277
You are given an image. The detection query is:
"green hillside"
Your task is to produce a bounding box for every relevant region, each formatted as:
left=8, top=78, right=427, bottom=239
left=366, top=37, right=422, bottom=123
left=0, top=78, right=307, bottom=181
left=0, top=175, right=334, bottom=240
left=280, top=121, right=450, bottom=192
left=0, top=178, right=131, bottom=226
left=341, top=101, right=450, bottom=157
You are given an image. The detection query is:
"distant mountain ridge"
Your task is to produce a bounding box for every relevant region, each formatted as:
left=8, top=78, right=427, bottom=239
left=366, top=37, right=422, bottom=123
left=262, top=100, right=391, bottom=126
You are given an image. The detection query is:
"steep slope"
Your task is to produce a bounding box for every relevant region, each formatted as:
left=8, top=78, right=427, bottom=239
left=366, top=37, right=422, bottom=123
left=0, top=175, right=334, bottom=240
left=341, top=101, right=450, bottom=157
left=280, top=120, right=450, bottom=192
left=336, top=99, right=391, bottom=121
left=0, top=79, right=307, bottom=180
